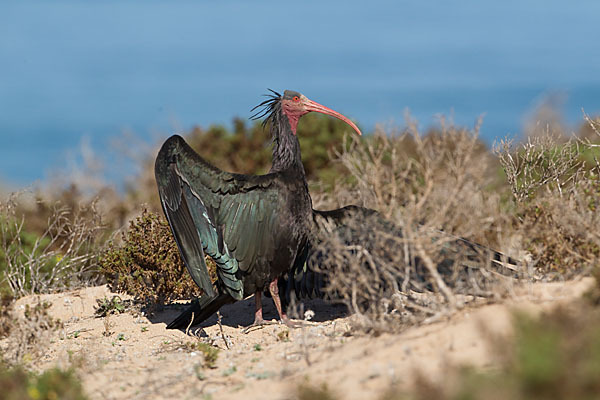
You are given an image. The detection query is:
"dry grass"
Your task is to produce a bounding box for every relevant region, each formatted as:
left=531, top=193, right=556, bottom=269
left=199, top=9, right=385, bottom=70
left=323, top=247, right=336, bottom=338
left=308, top=114, right=600, bottom=333
left=309, top=119, right=519, bottom=332
left=495, top=124, right=600, bottom=276
left=1, top=193, right=104, bottom=297
left=0, top=298, right=62, bottom=365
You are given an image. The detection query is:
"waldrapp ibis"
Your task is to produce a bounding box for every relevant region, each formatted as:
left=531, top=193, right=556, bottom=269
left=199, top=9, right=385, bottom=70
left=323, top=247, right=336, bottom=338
left=278, top=205, right=521, bottom=312
left=155, top=90, right=361, bottom=329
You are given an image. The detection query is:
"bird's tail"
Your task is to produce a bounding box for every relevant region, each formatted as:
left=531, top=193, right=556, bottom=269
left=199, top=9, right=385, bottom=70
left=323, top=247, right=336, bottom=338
left=166, top=292, right=234, bottom=330
left=445, top=235, right=520, bottom=278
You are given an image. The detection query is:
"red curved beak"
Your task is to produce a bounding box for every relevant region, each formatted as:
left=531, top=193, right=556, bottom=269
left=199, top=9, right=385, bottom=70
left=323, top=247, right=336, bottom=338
left=304, top=99, right=362, bottom=136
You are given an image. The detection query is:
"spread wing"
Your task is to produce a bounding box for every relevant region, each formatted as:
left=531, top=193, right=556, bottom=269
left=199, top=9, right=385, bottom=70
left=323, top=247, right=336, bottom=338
left=281, top=205, right=520, bottom=307
left=155, top=135, right=282, bottom=300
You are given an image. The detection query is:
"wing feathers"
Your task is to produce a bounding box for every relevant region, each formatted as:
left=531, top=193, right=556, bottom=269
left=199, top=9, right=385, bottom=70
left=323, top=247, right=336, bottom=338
left=158, top=165, right=216, bottom=298
left=155, top=135, right=286, bottom=301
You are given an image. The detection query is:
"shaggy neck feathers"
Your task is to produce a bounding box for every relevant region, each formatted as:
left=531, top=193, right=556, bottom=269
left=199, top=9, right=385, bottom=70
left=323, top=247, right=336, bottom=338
left=251, top=91, right=306, bottom=175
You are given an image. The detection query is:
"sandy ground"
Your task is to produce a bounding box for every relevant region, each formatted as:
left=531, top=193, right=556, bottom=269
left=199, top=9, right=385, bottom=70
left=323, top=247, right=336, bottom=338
left=3, top=277, right=594, bottom=400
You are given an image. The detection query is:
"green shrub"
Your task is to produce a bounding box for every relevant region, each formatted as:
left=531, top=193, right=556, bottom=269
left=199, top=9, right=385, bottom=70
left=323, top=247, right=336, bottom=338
left=195, top=341, right=220, bottom=369
left=402, top=304, right=600, bottom=400
left=99, top=209, right=216, bottom=304
left=294, top=382, right=338, bottom=400
left=94, top=295, right=129, bottom=317
left=0, top=362, right=87, bottom=400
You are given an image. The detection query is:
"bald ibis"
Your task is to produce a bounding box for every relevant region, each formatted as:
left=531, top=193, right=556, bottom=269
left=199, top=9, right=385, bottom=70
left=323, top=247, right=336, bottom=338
left=279, top=205, right=520, bottom=311
left=155, top=90, right=361, bottom=329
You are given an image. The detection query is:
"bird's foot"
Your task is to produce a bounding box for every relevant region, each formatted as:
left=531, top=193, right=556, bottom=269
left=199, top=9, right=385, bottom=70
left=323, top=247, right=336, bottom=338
left=281, top=317, right=302, bottom=329
left=242, top=317, right=278, bottom=334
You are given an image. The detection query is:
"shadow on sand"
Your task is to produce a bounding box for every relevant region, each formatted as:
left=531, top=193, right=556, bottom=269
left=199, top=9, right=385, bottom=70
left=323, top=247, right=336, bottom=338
left=147, top=295, right=348, bottom=331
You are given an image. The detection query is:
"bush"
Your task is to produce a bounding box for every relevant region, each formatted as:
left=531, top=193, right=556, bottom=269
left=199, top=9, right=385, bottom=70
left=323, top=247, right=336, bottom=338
left=2, top=298, right=62, bottom=365
left=309, top=120, right=518, bottom=332
left=0, top=291, right=14, bottom=338
left=495, top=127, right=600, bottom=276
left=99, top=209, right=216, bottom=304
left=0, top=362, right=87, bottom=400
left=294, top=381, right=339, bottom=400
left=0, top=193, right=103, bottom=297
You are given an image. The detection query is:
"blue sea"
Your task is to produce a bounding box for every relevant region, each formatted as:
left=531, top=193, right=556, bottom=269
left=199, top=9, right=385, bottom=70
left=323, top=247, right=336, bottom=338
left=2, top=1, right=600, bottom=187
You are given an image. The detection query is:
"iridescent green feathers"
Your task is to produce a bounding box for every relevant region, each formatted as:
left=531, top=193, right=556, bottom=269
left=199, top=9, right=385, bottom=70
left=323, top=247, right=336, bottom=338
left=155, top=135, right=284, bottom=301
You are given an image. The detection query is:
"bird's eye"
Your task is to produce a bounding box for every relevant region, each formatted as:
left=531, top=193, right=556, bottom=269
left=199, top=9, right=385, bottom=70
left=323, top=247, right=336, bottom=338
left=293, top=96, right=299, bottom=102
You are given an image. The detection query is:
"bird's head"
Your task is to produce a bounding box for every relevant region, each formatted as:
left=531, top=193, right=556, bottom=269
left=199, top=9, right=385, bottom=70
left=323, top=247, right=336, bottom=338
left=280, top=90, right=361, bottom=136
left=251, top=89, right=361, bottom=137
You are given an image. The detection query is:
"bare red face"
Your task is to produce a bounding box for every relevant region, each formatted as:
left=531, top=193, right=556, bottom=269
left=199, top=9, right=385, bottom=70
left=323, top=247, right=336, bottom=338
left=280, top=91, right=362, bottom=136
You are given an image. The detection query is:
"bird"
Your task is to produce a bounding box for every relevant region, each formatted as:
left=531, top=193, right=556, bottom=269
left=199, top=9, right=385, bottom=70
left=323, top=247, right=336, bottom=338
left=278, top=204, right=521, bottom=312
left=154, top=90, right=362, bottom=329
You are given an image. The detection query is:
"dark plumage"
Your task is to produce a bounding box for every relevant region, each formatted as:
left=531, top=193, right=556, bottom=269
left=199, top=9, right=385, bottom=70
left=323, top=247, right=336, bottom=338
left=155, top=90, right=361, bottom=329
left=279, top=205, right=520, bottom=311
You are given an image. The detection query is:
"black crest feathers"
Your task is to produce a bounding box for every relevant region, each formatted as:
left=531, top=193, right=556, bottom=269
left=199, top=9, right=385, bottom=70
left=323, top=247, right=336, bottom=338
left=250, top=89, right=282, bottom=130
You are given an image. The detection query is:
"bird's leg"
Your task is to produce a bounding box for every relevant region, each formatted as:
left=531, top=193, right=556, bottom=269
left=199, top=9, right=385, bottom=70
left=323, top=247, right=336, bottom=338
left=253, top=291, right=265, bottom=325
left=242, top=291, right=277, bottom=334
left=268, top=279, right=300, bottom=328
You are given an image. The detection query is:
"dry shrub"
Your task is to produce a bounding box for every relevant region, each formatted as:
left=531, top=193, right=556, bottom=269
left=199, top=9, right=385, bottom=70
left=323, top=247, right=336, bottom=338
left=0, top=292, right=14, bottom=338
left=309, top=119, right=520, bottom=332
left=307, top=112, right=600, bottom=332
left=320, top=117, right=512, bottom=245
left=1, top=298, right=62, bottom=365
left=495, top=123, right=600, bottom=276
left=1, top=193, right=104, bottom=297
left=309, top=214, right=514, bottom=332
left=99, top=209, right=216, bottom=304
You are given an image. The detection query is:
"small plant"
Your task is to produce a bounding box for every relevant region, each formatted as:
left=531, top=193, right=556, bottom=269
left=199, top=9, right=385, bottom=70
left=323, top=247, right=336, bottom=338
left=194, top=365, right=206, bottom=381
left=245, top=371, right=275, bottom=380
left=195, top=342, right=219, bottom=369
left=294, top=381, right=338, bottom=400
left=277, top=330, right=290, bottom=342
left=102, top=315, right=113, bottom=337
left=162, top=340, right=220, bottom=369
left=94, top=296, right=127, bottom=317
left=253, top=344, right=262, bottom=351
